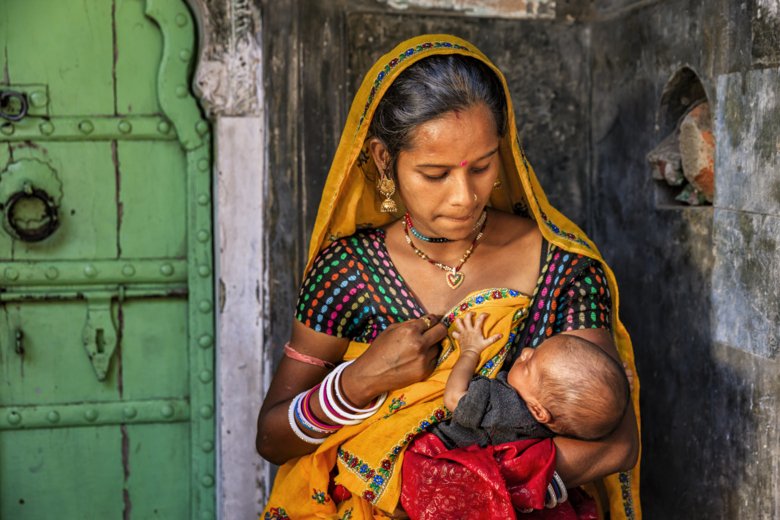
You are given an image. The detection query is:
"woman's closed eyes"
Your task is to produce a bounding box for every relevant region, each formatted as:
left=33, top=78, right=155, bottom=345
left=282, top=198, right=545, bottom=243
left=417, top=163, right=492, bottom=181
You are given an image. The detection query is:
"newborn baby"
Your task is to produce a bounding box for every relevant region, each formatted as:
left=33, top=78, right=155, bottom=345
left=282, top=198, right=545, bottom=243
left=437, top=312, right=630, bottom=447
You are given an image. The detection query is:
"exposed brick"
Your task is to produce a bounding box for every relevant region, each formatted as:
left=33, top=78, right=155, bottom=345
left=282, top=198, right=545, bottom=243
left=679, top=102, right=715, bottom=202
left=647, top=130, right=685, bottom=186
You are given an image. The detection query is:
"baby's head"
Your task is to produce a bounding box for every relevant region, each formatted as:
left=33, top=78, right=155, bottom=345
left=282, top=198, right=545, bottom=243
left=507, top=334, right=629, bottom=440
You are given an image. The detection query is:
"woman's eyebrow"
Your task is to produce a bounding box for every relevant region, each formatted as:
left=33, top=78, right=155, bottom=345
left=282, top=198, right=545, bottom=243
left=416, top=147, right=499, bottom=168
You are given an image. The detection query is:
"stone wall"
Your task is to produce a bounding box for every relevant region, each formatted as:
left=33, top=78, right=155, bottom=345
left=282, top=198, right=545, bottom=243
left=589, top=0, right=780, bottom=517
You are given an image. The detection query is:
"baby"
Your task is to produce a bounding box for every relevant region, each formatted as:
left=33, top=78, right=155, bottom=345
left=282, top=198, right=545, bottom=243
left=398, top=313, right=631, bottom=518
left=436, top=312, right=630, bottom=447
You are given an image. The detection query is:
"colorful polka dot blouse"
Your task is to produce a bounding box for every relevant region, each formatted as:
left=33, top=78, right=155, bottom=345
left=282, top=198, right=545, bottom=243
left=296, top=228, right=611, bottom=349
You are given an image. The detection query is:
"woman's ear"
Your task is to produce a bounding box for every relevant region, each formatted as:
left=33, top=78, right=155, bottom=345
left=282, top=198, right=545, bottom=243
left=526, top=398, right=552, bottom=425
left=368, top=137, right=390, bottom=174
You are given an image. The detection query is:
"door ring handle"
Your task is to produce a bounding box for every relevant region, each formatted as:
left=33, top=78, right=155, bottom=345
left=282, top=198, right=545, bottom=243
left=2, top=184, right=60, bottom=242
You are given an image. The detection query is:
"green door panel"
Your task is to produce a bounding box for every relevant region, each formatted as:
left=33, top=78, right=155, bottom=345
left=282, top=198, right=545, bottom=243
left=0, top=143, right=119, bottom=260
left=118, top=141, right=187, bottom=258
left=115, top=0, right=165, bottom=115
left=1, top=428, right=125, bottom=518
left=1, top=0, right=115, bottom=116
left=121, top=298, right=189, bottom=400
left=1, top=0, right=214, bottom=518
left=0, top=300, right=121, bottom=405
left=124, top=423, right=192, bottom=518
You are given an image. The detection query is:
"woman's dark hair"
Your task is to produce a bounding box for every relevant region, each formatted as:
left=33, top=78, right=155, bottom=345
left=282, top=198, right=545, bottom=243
left=369, top=54, right=507, bottom=170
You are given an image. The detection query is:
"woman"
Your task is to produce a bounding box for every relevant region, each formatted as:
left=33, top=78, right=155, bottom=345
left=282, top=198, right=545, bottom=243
left=257, top=34, right=641, bottom=520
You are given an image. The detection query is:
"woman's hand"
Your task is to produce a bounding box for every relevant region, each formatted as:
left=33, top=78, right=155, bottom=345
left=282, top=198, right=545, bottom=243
left=340, top=314, right=448, bottom=407
left=257, top=316, right=447, bottom=464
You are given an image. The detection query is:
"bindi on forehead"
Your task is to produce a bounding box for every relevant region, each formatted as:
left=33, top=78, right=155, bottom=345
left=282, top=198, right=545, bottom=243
left=459, top=160, right=468, bottom=167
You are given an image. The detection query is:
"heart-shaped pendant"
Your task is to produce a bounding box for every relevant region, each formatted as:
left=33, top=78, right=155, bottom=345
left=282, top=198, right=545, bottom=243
left=446, top=271, right=464, bottom=289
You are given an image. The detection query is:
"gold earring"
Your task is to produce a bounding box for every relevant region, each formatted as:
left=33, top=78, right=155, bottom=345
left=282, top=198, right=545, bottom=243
left=493, top=179, right=502, bottom=190
left=378, top=166, right=397, bottom=213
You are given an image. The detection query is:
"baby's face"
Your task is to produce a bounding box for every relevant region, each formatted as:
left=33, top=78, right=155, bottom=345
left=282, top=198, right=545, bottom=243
left=507, top=343, right=554, bottom=403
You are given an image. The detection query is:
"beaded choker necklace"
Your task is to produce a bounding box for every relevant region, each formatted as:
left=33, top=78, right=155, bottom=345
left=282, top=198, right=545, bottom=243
left=404, top=211, right=487, bottom=243
left=403, top=211, right=487, bottom=289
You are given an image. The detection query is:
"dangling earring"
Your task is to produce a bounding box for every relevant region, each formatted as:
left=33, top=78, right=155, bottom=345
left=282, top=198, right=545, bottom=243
left=493, top=179, right=502, bottom=190
left=378, top=165, right=397, bottom=213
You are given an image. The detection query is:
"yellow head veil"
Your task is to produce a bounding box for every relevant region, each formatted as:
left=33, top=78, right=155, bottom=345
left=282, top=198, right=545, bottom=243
left=265, top=34, right=641, bottom=520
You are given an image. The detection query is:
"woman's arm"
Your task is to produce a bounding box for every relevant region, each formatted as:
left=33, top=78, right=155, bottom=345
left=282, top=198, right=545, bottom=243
left=256, top=317, right=448, bottom=465
left=552, top=327, right=639, bottom=487
left=256, top=322, right=348, bottom=465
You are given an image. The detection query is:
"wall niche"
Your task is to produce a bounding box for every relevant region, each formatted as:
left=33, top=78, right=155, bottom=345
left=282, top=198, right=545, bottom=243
left=647, top=66, right=714, bottom=207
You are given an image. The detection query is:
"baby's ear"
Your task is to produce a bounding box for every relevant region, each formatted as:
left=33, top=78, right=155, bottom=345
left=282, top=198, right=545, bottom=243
left=526, top=399, right=551, bottom=424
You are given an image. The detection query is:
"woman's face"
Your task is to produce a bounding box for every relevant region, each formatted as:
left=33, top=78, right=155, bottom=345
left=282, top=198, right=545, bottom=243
left=393, top=103, right=501, bottom=241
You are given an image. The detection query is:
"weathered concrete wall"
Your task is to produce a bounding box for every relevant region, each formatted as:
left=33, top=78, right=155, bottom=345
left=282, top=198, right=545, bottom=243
left=589, top=0, right=780, bottom=517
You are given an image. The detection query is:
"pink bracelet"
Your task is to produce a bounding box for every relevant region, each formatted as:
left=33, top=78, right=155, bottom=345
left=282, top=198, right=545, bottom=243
left=283, top=342, right=335, bottom=369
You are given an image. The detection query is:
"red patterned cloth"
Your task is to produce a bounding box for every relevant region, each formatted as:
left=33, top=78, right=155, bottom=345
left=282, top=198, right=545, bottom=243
left=400, top=433, right=598, bottom=520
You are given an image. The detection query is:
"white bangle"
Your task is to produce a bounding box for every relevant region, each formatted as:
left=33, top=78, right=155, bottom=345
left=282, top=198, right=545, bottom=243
left=552, top=471, right=568, bottom=504
left=318, top=361, right=388, bottom=425
left=318, top=366, right=362, bottom=425
left=544, top=483, right=558, bottom=509
left=288, top=393, right=326, bottom=444
left=333, top=361, right=387, bottom=417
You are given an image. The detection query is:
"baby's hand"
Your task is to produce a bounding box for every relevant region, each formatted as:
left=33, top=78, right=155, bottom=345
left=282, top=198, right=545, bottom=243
left=451, top=312, right=503, bottom=356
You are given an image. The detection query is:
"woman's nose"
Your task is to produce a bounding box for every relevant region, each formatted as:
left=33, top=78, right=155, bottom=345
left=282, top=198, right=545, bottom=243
left=449, top=173, right=474, bottom=207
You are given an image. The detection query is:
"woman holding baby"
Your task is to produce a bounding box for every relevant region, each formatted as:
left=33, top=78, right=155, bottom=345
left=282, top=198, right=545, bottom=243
left=257, top=35, right=641, bottom=520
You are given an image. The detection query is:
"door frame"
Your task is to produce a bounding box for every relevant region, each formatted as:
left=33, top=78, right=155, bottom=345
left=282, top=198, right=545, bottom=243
left=185, top=1, right=271, bottom=518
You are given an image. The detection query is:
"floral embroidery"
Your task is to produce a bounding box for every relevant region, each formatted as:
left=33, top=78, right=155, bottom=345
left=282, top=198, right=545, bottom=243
left=264, top=507, right=290, bottom=520
left=619, top=472, right=636, bottom=519
left=311, top=489, right=330, bottom=505
left=341, top=508, right=353, bottom=520
left=357, top=41, right=470, bottom=128
left=385, top=395, right=407, bottom=416
left=337, top=407, right=451, bottom=503
left=442, top=287, right=523, bottom=327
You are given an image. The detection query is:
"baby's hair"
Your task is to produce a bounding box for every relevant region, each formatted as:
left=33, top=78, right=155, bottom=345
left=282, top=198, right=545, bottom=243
left=537, top=335, right=630, bottom=441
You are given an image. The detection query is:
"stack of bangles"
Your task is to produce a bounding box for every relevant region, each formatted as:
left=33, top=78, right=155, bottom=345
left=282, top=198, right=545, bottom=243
left=545, top=471, right=568, bottom=508
left=288, top=359, right=388, bottom=445
left=518, top=471, right=567, bottom=513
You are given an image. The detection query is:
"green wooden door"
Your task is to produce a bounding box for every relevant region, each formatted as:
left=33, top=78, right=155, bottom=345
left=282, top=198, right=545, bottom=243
left=0, top=1, right=215, bottom=518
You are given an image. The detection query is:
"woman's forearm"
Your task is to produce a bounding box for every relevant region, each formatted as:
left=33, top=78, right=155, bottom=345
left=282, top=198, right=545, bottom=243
left=256, top=396, right=325, bottom=465
left=553, top=402, right=639, bottom=487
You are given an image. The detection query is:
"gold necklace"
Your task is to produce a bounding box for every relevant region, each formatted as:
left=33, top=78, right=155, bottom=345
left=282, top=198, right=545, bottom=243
left=403, top=211, right=487, bottom=289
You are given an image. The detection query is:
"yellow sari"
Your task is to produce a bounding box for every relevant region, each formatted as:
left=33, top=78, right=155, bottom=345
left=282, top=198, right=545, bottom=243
left=262, top=34, right=641, bottom=520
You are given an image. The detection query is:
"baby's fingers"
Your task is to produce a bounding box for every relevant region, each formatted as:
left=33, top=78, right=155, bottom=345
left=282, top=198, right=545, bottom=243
left=474, top=313, right=489, bottom=329
left=463, top=312, right=476, bottom=328
left=486, top=333, right=503, bottom=346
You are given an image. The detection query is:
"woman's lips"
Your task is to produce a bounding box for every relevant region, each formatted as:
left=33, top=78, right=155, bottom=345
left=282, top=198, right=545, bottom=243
left=443, top=213, right=474, bottom=222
